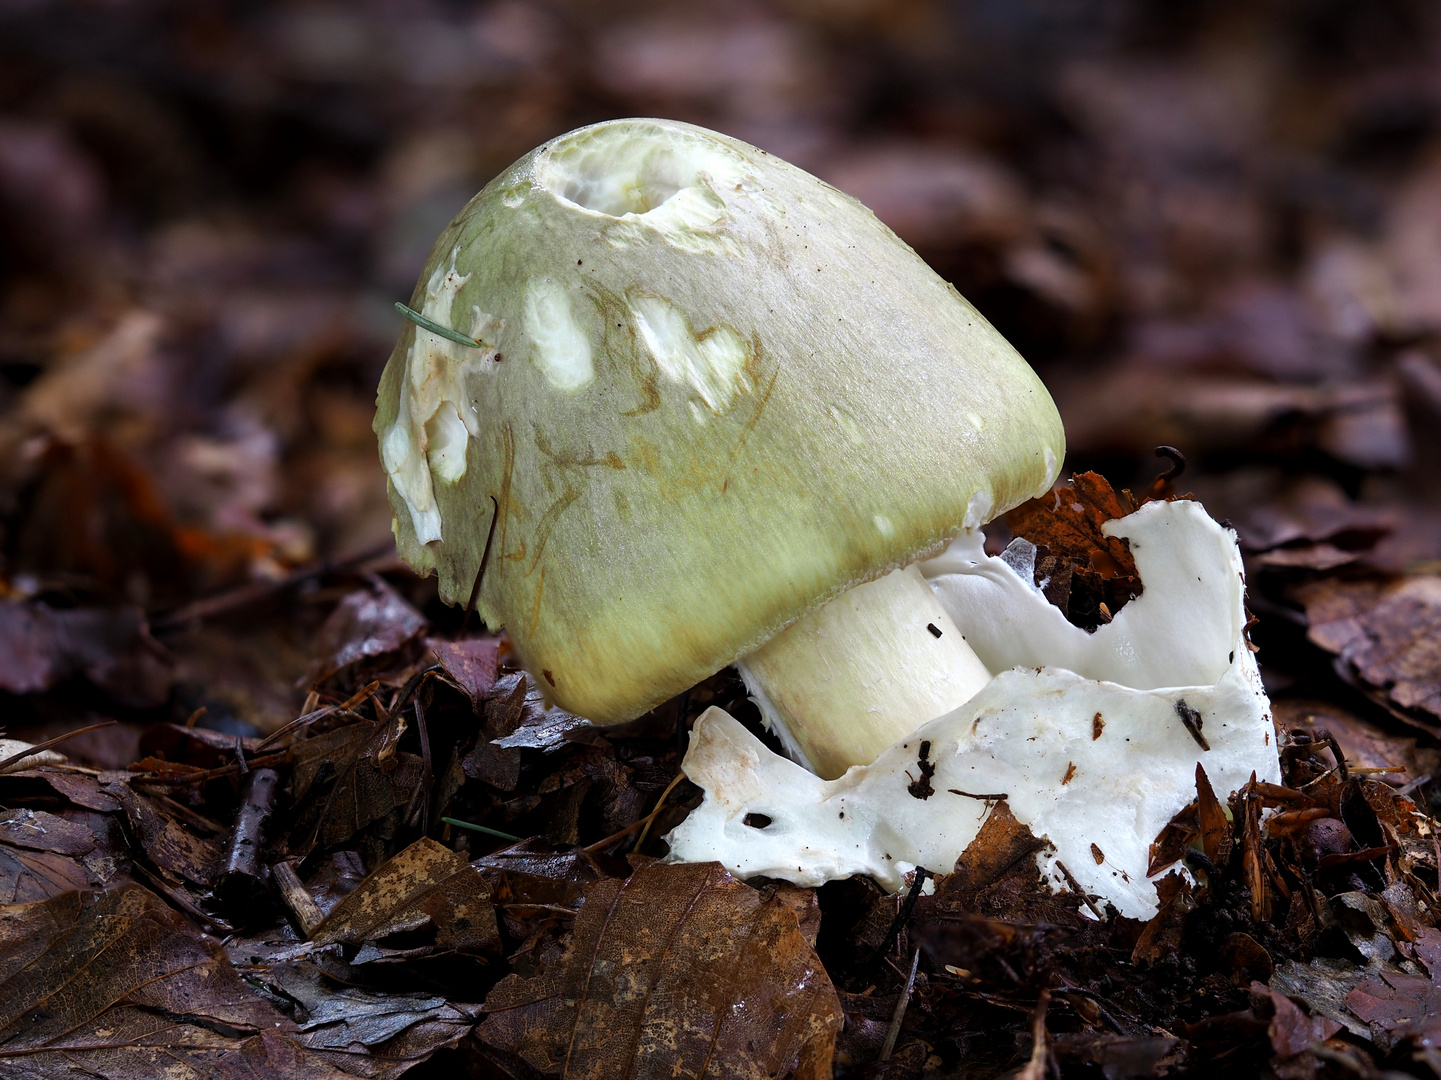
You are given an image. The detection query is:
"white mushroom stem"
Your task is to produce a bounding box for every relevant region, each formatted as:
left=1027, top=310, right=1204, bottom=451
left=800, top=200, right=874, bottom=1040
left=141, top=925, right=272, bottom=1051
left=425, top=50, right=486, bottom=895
left=735, top=565, right=992, bottom=780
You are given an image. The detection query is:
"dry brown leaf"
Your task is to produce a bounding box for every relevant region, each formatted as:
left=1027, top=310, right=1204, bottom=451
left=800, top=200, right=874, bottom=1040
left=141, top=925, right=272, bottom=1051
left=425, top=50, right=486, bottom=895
left=1056, top=371, right=1410, bottom=472
left=1003, top=472, right=1146, bottom=629
left=309, top=579, right=428, bottom=683
left=0, top=600, right=172, bottom=707
left=0, top=808, right=101, bottom=903
left=478, top=859, right=843, bottom=1079
left=0, top=808, right=95, bottom=855
left=0, top=885, right=349, bottom=1079
left=1148, top=799, right=1199, bottom=878
left=429, top=635, right=502, bottom=707
left=1297, top=575, right=1441, bottom=731
left=1239, top=477, right=1393, bottom=553
left=244, top=961, right=482, bottom=1080
left=1006, top=472, right=1140, bottom=579
left=1195, top=763, right=1232, bottom=867
left=939, top=800, right=1049, bottom=904
left=1256, top=985, right=1341, bottom=1062
left=1345, top=927, right=1441, bottom=1048
left=309, top=836, right=499, bottom=955
left=289, top=716, right=425, bottom=852
left=0, top=768, right=122, bottom=812
left=0, top=845, right=93, bottom=904
left=1131, top=873, right=1195, bottom=966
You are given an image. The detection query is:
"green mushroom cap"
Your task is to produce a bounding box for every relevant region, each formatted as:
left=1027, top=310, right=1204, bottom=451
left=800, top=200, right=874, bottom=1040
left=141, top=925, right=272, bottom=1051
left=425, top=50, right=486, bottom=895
left=374, top=118, right=1064, bottom=723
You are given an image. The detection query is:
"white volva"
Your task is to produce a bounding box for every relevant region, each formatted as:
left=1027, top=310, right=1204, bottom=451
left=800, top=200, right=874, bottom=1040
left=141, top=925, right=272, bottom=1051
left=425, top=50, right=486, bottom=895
left=666, top=499, right=1281, bottom=920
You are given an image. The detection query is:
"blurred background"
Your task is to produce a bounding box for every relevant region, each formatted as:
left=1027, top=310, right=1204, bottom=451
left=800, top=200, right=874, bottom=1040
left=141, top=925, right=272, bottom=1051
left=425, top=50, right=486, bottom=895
left=2, top=0, right=1440, bottom=753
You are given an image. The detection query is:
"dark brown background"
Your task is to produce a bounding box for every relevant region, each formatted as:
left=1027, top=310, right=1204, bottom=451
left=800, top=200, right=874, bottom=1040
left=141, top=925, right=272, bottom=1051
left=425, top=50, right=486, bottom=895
left=1, top=0, right=1439, bottom=758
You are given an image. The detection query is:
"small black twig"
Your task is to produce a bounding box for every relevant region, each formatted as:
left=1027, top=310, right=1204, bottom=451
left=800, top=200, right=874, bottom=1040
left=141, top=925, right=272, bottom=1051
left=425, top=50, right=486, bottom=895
left=1154, top=445, right=1186, bottom=483
left=878, top=867, right=930, bottom=966
left=462, top=495, right=501, bottom=637
left=1054, top=860, right=1104, bottom=921
left=1310, top=727, right=1349, bottom=781
left=392, top=664, right=444, bottom=719
left=152, top=541, right=393, bottom=632
left=234, top=736, right=248, bottom=775
left=1054, top=985, right=1131, bottom=1036
left=948, top=789, right=1009, bottom=802
left=222, top=767, right=279, bottom=911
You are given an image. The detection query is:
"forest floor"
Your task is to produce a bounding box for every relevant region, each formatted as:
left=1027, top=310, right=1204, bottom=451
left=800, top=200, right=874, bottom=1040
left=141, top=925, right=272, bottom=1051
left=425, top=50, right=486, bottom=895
left=2, top=2, right=1441, bottom=1077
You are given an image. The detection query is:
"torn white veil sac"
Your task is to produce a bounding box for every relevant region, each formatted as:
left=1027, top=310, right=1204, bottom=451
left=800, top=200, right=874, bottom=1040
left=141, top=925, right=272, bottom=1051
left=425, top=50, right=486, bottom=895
left=665, top=498, right=1282, bottom=920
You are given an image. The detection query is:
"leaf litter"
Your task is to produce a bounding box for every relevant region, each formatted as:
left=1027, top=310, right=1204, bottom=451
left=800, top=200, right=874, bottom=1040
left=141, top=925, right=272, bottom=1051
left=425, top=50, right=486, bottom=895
left=4, top=2, right=1441, bottom=1076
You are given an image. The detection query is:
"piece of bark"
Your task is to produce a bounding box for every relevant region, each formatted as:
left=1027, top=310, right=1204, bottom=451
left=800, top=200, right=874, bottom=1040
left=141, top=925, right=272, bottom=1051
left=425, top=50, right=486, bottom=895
left=223, top=767, right=279, bottom=906
left=272, top=859, right=326, bottom=937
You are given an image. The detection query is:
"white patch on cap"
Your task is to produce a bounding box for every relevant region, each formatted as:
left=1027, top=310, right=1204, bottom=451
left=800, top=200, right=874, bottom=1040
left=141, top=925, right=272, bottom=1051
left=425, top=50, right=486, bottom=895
left=525, top=277, right=594, bottom=392
left=630, top=294, right=750, bottom=415
left=873, top=514, right=895, bottom=538
left=962, top=488, right=994, bottom=530
left=425, top=402, right=470, bottom=483
left=383, top=250, right=498, bottom=544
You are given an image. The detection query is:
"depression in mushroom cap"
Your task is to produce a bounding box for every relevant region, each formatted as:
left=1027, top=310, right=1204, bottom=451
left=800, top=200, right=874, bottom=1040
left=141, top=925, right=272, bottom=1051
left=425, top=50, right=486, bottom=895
left=374, top=117, right=1064, bottom=780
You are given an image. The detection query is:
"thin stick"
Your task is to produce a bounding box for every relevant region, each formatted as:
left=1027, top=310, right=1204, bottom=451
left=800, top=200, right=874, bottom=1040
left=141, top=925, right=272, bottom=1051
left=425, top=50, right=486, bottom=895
left=255, top=681, right=379, bottom=752
left=272, top=859, right=325, bottom=937
left=1397, top=773, right=1433, bottom=796
left=1054, top=860, right=1104, bottom=921
left=462, top=496, right=500, bottom=636
left=0, top=720, right=117, bottom=773
left=131, top=750, right=289, bottom=787
left=879, top=948, right=921, bottom=1061
left=1018, top=990, right=1052, bottom=1080
left=584, top=772, right=687, bottom=854
left=442, top=817, right=523, bottom=843
left=878, top=867, right=929, bottom=962
left=391, top=665, right=442, bottom=722
left=130, top=860, right=233, bottom=934
left=633, top=772, right=688, bottom=854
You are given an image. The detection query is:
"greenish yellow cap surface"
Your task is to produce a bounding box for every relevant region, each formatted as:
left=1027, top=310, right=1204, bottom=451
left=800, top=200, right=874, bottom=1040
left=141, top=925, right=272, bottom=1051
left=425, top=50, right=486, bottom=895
left=374, top=118, right=1064, bottom=723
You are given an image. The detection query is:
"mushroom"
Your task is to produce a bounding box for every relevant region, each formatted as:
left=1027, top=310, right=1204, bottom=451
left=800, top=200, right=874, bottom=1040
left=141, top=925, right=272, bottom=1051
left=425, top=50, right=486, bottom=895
left=373, top=117, right=1063, bottom=778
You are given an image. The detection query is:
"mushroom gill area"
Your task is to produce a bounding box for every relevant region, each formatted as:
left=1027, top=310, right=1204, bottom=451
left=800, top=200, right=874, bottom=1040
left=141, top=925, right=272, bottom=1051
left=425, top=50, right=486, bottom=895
left=665, top=498, right=1282, bottom=920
